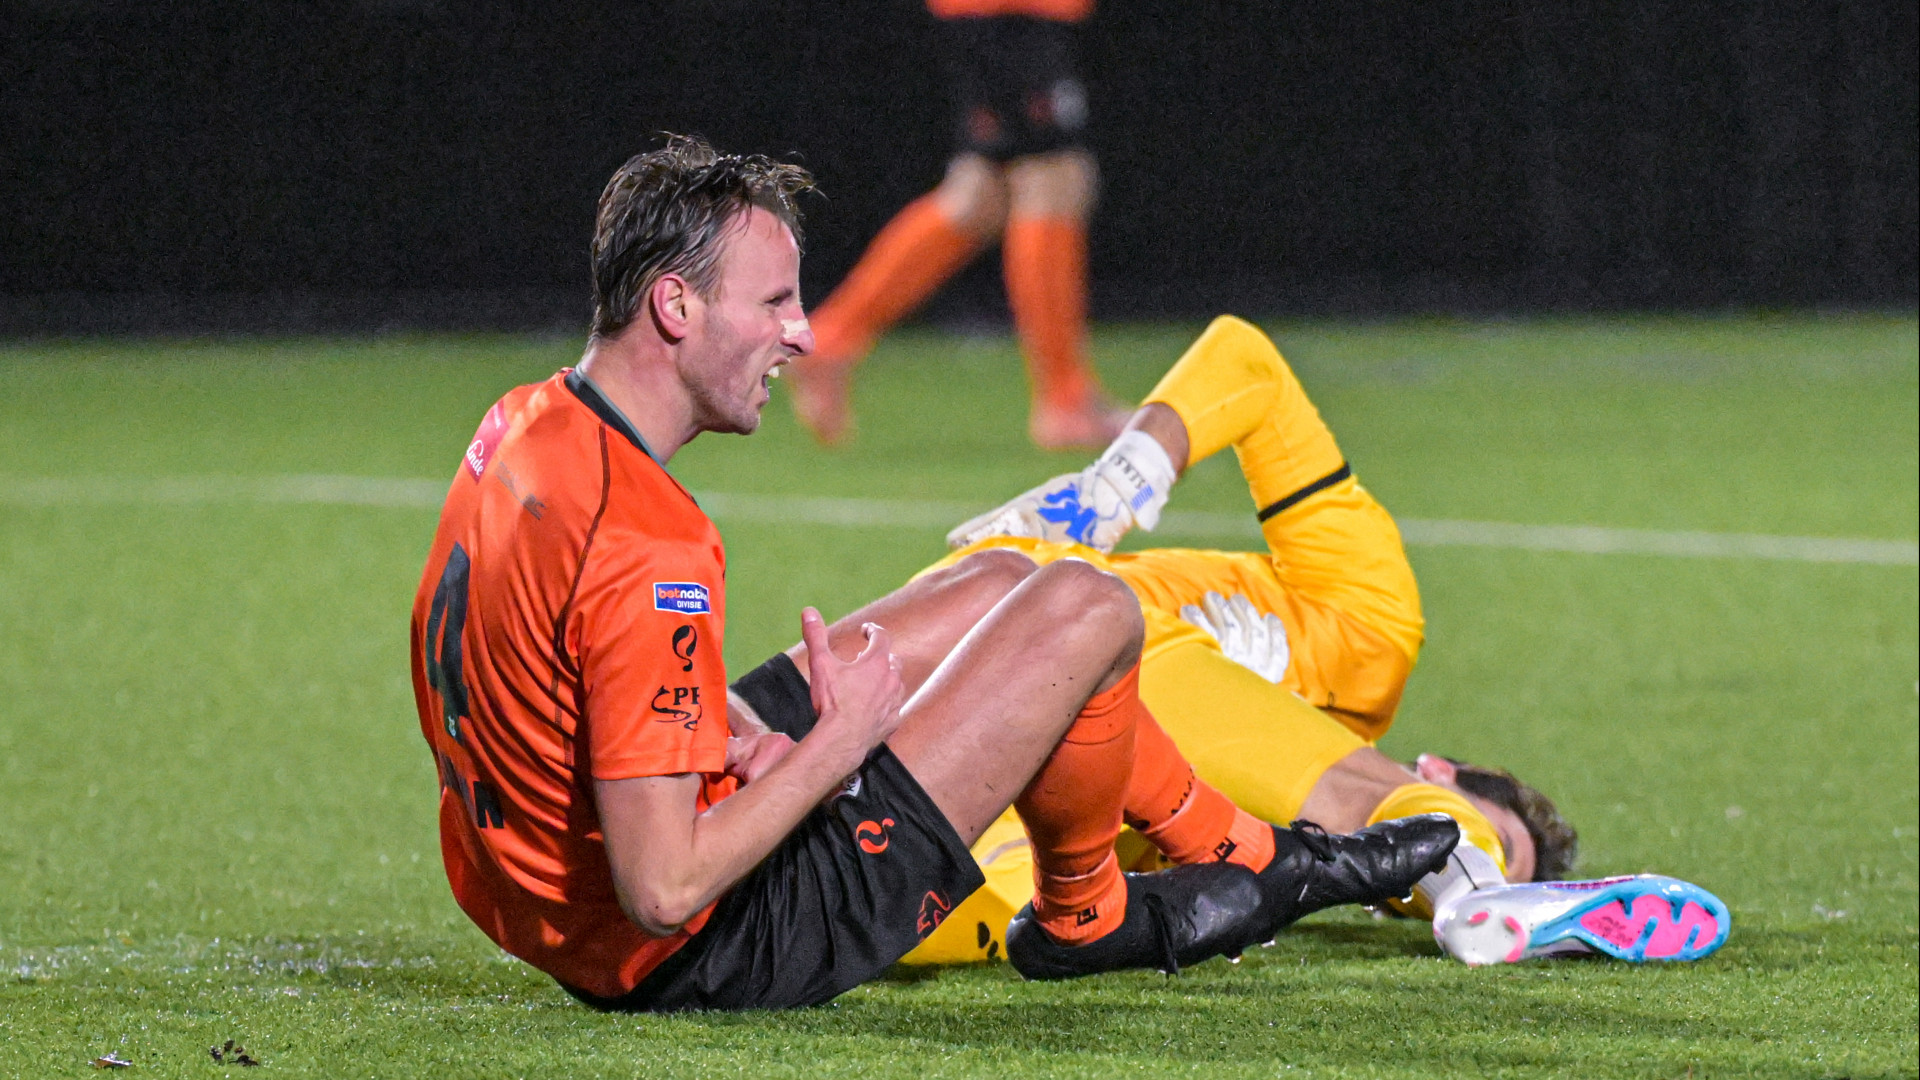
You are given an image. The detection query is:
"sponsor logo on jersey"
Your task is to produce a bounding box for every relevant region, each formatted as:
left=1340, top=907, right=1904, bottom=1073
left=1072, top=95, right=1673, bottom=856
left=649, top=685, right=703, bottom=729
left=855, top=817, right=895, bottom=854
left=493, top=462, right=545, bottom=519
left=463, top=402, right=509, bottom=481
left=671, top=625, right=697, bottom=672
left=653, top=582, right=711, bottom=614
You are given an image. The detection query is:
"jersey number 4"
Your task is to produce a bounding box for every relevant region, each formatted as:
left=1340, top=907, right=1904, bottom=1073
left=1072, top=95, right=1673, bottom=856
left=425, top=543, right=472, bottom=743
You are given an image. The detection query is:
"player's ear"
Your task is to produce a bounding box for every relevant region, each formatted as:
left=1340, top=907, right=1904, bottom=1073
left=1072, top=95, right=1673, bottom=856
left=649, top=273, right=694, bottom=342
left=1414, top=753, right=1459, bottom=786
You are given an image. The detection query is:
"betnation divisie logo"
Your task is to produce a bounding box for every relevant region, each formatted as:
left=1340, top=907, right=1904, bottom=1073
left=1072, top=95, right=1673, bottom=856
left=653, top=582, right=711, bottom=614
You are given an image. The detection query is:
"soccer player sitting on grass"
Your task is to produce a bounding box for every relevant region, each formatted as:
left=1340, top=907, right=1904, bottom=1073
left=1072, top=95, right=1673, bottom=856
left=409, top=138, right=1459, bottom=1012
left=792, top=315, right=1728, bottom=967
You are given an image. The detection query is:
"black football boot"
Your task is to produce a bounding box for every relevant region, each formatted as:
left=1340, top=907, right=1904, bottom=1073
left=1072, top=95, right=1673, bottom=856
left=1254, top=813, right=1461, bottom=940
left=1005, top=862, right=1273, bottom=980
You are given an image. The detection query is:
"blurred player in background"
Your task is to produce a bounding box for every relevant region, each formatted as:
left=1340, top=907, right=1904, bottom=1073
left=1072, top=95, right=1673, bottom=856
left=788, top=0, right=1126, bottom=449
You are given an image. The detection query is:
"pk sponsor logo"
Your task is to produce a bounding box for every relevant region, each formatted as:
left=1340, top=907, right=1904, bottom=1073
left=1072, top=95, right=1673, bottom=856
left=671, top=625, right=698, bottom=672
left=855, top=817, right=895, bottom=855
left=653, top=582, right=711, bottom=615
left=649, top=685, right=703, bottom=730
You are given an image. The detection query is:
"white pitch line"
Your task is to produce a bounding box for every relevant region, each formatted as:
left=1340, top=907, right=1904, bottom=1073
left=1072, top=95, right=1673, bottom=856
left=0, top=473, right=449, bottom=509
left=2, top=474, right=1915, bottom=567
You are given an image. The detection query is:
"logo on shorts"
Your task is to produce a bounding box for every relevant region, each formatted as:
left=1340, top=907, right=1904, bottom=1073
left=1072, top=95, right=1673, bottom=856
left=653, top=583, right=711, bottom=614
left=649, top=685, right=703, bottom=729
left=671, top=625, right=697, bottom=672
left=916, top=890, right=953, bottom=938
left=855, top=817, right=895, bottom=855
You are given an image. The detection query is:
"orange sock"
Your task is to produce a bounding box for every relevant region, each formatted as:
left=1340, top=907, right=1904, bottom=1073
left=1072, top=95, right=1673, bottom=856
left=1016, top=665, right=1139, bottom=944
left=1125, top=710, right=1276, bottom=873
left=808, top=195, right=980, bottom=366
left=1003, top=215, right=1095, bottom=411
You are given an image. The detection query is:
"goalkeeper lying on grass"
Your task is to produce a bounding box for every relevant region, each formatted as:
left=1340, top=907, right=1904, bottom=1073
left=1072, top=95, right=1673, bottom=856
left=753, top=315, right=1729, bottom=967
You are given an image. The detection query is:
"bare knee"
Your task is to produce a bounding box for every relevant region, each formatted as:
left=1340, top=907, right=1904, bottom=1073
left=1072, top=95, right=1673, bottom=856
left=1026, top=559, right=1144, bottom=670
left=916, top=546, right=1036, bottom=613
left=930, top=153, right=1009, bottom=239
left=953, top=546, right=1038, bottom=591
left=1006, top=149, right=1097, bottom=220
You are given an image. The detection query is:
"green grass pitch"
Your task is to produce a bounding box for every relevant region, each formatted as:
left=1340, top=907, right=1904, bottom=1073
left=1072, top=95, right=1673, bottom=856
left=0, top=315, right=1914, bottom=1078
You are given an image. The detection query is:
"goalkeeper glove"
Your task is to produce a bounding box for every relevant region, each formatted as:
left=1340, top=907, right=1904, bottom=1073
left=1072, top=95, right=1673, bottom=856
left=1178, top=590, right=1291, bottom=683
left=946, top=430, right=1176, bottom=553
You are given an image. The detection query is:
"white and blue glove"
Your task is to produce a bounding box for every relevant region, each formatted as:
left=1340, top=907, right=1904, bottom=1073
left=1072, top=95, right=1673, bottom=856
left=946, top=430, right=1177, bottom=553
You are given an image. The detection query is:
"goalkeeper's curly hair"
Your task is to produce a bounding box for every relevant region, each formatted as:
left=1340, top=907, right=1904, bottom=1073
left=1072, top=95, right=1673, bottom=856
left=1445, top=759, right=1579, bottom=882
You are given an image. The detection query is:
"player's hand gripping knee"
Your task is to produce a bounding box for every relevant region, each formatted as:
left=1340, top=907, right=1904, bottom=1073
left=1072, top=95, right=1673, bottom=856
left=800, top=607, right=906, bottom=755
left=724, top=732, right=796, bottom=786
left=946, top=430, right=1177, bottom=553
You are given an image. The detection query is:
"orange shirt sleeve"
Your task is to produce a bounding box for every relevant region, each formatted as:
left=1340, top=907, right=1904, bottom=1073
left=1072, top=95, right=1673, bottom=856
left=574, top=534, right=729, bottom=782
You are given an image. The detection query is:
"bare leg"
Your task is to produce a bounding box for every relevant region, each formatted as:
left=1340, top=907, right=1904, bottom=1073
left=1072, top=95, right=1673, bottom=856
left=886, top=558, right=1144, bottom=845
left=785, top=546, right=1036, bottom=697
left=790, top=155, right=1006, bottom=444
left=1004, top=149, right=1126, bottom=450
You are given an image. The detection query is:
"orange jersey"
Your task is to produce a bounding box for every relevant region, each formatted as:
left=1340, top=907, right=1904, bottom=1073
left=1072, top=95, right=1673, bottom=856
left=928, top=0, right=1092, bottom=23
left=410, top=369, right=736, bottom=999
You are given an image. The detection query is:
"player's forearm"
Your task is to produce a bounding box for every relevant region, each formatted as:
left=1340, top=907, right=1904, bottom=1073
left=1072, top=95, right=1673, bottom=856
left=607, top=720, right=872, bottom=934
left=1123, top=401, right=1192, bottom=476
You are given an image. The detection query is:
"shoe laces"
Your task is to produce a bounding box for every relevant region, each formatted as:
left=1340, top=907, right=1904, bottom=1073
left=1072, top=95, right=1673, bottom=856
left=1142, top=892, right=1182, bottom=976
left=1287, top=819, right=1337, bottom=862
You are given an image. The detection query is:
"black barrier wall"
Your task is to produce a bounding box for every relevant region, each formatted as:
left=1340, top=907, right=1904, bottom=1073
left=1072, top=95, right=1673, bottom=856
left=3, top=0, right=1914, bottom=330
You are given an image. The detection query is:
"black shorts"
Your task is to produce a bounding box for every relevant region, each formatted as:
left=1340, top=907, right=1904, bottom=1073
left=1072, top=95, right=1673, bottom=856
left=564, top=653, right=984, bottom=1012
left=944, top=15, right=1089, bottom=161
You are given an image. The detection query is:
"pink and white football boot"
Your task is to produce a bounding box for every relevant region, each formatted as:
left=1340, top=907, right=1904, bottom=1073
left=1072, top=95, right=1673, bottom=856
left=1435, top=875, right=1730, bottom=965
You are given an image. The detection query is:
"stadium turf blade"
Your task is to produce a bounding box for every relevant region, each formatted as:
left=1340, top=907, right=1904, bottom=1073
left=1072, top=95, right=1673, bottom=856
left=0, top=317, right=1914, bottom=1078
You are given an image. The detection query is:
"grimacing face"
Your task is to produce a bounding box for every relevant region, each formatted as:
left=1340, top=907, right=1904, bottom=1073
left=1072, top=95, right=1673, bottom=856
left=679, top=206, right=814, bottom=436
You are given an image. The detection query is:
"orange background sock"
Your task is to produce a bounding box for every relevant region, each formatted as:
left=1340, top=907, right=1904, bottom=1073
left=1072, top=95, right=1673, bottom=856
left=809, top=195, right=979, bottom=365
left=1127, top=711, right=1275, bottom=873
left=1003, top=215, right=1093, bottom=410
left=1016, top=665, right=1138, bottom=944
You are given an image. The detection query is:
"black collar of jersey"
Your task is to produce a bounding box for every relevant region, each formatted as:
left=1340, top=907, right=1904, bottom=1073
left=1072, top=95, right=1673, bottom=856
left=565, top=368, right=661, bottom=464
